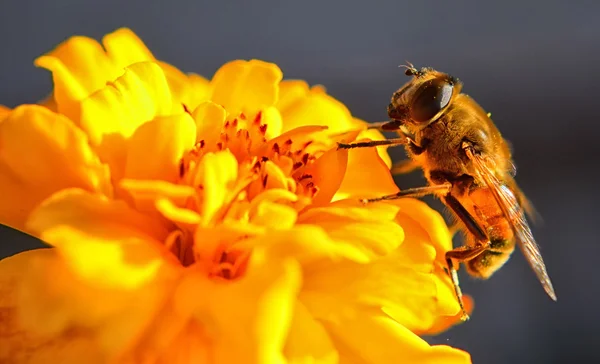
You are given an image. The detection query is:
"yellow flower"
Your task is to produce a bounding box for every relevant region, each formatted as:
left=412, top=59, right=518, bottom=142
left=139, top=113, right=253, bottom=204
left=0, top=28, right=471, bottom=363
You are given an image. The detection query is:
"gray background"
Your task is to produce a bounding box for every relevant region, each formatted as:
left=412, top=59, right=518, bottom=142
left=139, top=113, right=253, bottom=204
left=1, top=1, right=598, bottom=363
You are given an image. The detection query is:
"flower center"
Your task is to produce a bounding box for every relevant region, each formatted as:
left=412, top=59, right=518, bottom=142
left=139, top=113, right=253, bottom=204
left=172, top=111, right=328, bottom=278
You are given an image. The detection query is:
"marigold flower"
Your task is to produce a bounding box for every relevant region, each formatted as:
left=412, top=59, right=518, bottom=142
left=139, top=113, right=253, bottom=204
left=0, top=28, right=472, bottom=363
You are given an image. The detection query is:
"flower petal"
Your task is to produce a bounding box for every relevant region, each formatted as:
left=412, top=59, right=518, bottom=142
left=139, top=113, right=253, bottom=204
left=0, top=105, right=111, bottom=231
left=79, top=61, right=176, bottom=180
left=101, top=27, right=155, bottom=69
left=175, top=248, right=302, bottom=364
left=80, top=61, right=175, bottom=145
left=102, top=28, right=210, bottom=109
left=334, top=143, right=398, bottom=201
left=160, top=62, right=210, bottom=111
left=0, top=105, right=10, bottom=121
left=299, top=199, right=463, bottom=334
left=0, top=249, right=106, bottom=364
left=192, top=101, right=227, bottom=149
left=298, top=200, right=404, bottom=261
left=25, top=188, right=173, bottom=289
left=301, top=147, right=348, bottom=207
left=284, top=301, right=338, bottom=364
left=193, top=150, right=239, bottom=225
left=354, top=123, right=393, bottom=168
left=210, top=60, right=282, bottom=119
left=322, top=312, right=471, bottom=364
left=278, top=83, right=354, bottom=133
left=125, top=113, right=196, bottom=183
left=34, top=36, right=122, bottom=120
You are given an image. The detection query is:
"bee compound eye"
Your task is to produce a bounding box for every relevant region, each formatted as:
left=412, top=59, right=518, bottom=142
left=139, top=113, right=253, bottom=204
left=410, top=78, right=454, bottom=123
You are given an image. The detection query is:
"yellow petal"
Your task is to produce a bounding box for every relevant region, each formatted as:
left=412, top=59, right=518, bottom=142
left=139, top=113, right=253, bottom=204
left=298, top=200, right=404, bottom=261
left=210, top=59, right=282, bottom=119
left=175, top=248, right=302, bottom=364
left=120, top=178, right=197, bottom=217
left=391, top=198, right=454, bottom=261
left=276, top=80, right=309, bottom=113
left=0, top=105, right=111, bottom=231
left=80, top=61, right=175, bottom=144
left=299, top=200, right=462, bottom=334
left=192, top=100, right=227, bottom=148
left=194, top=150, right=239, bottom=225
left=161, top=62, right=211, bottom=111
left=0, top=249, right=106, bottom=364
left=284, top=301, right=338, bottom=364
left=25, top=188, right=173, bottom=289
left=322, top=313, right=471, bottom=364
left=125, top=113, right=196, bottom=183
left=103, top=28, right=210, bottom=110
left=34, top=36, right=122, bottom=120
left=101, top=27, right=155, bottom=69
left=79, top=61, right=175, bottom=180
left=278, top=84, right=354, bottom=133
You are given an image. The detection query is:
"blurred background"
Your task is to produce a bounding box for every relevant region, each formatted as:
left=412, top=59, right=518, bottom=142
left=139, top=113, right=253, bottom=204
left=1, top=1, right=598, bottom=363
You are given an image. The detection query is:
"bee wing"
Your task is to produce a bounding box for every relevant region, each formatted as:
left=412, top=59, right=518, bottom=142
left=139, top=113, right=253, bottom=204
left=465, top=148, right=557, bottom=301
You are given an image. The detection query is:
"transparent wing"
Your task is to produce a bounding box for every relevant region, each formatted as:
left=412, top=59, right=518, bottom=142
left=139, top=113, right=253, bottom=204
left=465, top=148, right=557, bottom=301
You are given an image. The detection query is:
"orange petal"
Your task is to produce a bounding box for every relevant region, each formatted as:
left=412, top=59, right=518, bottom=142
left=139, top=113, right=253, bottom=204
left=0, top=249, right=106, bottom=364
left=124, top=113, right=196, bottom=183
left=301, top=147, right=348, bottom=207
left=175, top=248, right=301, bottom=364
left=354, top=120, right=393, bottom=168
left=322, top=312, right=471, bottom=364
left=210, top=60, right=282, bottom=120
left=0, top=105, right=10, bottom=121
left=334, top=142, right=399, bottom=201
left=0, top=105, right=111, bottom=231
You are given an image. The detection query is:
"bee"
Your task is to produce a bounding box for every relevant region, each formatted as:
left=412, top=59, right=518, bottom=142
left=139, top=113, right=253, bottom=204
left=338, top=64, right=556, bottom=320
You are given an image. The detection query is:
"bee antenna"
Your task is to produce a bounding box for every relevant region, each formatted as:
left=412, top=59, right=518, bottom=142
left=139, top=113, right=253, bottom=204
left=399, top=62, right=419, bottom=77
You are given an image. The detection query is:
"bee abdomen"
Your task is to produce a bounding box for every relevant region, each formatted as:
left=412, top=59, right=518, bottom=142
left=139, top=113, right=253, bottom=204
left=466, top=248, right=512, bottom=279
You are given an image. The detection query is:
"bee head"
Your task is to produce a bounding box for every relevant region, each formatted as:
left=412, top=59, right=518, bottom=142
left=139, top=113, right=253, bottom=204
left=388, top=67, right=462, bottom=128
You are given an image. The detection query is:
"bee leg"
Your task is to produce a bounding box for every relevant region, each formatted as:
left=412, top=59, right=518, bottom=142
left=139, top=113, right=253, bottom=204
left=390, top=159, right=420, bottom=175
left=443, top=193, right=493, bottom=321
left=366, top=120, right=402, bottom=131
left=337, top=137, right=407, bottom=150
left=360, top=184, right=451, bottom=203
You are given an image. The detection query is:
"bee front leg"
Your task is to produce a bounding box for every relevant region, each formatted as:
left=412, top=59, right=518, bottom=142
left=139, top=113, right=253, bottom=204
left=337, top=137, right=408, bottom=150
left=360, top=183, right=451, bottom=204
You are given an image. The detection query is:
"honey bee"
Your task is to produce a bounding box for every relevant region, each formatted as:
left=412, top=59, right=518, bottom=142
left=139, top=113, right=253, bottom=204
left=339, top=64, right=556, bottom=320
